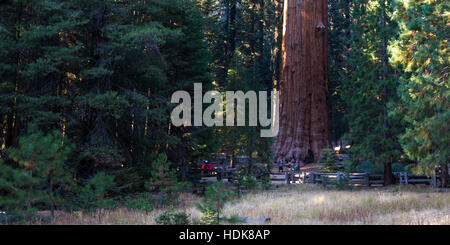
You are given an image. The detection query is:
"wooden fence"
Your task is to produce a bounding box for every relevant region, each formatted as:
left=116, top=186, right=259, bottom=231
left=271, top=171, right=440, bottom=187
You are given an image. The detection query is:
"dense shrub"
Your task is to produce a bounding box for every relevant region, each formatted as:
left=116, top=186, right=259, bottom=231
left=155, top=206, right=190, bottom=225
left=123, top=193, right=154, bottom=213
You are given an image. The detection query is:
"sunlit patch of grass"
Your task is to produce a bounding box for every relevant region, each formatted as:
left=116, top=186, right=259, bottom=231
left=221, top=185, right=450, bottom=225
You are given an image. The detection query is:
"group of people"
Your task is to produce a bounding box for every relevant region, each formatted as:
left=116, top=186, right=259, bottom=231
left=278, top=149, right=314, bottom=173
left=201, top=150, right=315, bottom=175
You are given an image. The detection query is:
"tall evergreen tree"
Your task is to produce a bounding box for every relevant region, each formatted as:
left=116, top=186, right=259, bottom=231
left=0, top=0, right=216, bottom=200
left=2, top=124, right=71, bottom=218
left=329, top=0, right=352, bottom=143
left=390, top=0, right=449, bottom=186
left=343, top=0, right=401, bottom=185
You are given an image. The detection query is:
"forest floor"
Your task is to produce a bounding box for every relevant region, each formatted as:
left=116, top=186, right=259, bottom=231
left=41, top=185, right=450, bottom=225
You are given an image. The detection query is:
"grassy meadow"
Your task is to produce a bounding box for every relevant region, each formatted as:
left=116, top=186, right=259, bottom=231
left=38, top=185, right=450, bottom=225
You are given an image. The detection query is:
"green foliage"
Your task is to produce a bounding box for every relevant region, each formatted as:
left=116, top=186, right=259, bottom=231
left=342, top=0, right=402, bottom=177
left=0, top=159, right=30, bottom=215
left=0, top=0, right=214, bottom=203
left=88, top=172, right=116, bottom=201
left=234, top=165, right=259, bottom=190
left=329, top=0, right=351, bottom=141
left=0, top=0, right=283, bottom=214
left=123, top=193, right=154, bottom=213
left=319, top=175, right=331, bottom=188
left=145, top=153, right=191, bottom=206
left=354, top=161, right=383, bottom=174
left=243, top=173, right=259, bottom=190
left=232, top=164, right=272, bottom=193
left=1, top=124, right=72, bottom=216
left=147, top=154, right=176, bottom=192
left=146, top=153, right=191, bottom=193
left=389, top=0, right=449, bottom=171
left=197, top=181, right=234, bottom=225
left=392, top=162, right=407, bottom=173
left=73, top=172, right=117, bottom=211
left=319, top=148, right=339, bottom=172
left=335, top=174, right=351, bottom=190
left=259, top=172, right=273, bottom=190
left=341, top=159, right=354, bottom=173
left=350, top=160, right=407, bottom=174
left=198, top=0, right=279, bottom=172
left=155, top=205, right=190, bottom=225
left=199, top=207, right=220, bottom=225
left=0, top=0, right=447, bottom=217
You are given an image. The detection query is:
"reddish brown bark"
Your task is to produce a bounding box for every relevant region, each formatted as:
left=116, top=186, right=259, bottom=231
left=274, top=0, right=331, bottom=164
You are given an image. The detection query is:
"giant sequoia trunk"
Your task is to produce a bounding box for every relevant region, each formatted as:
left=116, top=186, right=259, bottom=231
left=274, top=0, right=331, bottom=164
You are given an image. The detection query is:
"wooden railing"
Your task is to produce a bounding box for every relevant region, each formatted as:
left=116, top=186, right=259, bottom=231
left=271, top=171, right=440, bottom=187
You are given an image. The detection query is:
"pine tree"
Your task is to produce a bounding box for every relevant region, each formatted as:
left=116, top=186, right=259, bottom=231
left=0, top=0, right=216, bottom=205
left=329, top=0, right=352, bottom=143
left=0, top=159, right=30, bottom=221
left=0, top=0, right=81, bottom=150
left=390, top=0, right=449, bottom=186
left=146, top=153, right=191, bottom=204
left=343, top=0, right=402, bottom=185
left=196, top=0, right=279, bottom=174
left=197, top=180, right=234, bottom=225
left=4, top=124, right=71, bottom=218
left=146, top=153, right=179, bottom=192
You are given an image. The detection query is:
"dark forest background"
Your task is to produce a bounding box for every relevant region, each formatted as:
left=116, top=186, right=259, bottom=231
left=0, top=0, right=448, bottom=217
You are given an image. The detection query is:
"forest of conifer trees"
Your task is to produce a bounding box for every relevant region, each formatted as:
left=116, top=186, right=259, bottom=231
left=0, top=0, right=448, bottom=226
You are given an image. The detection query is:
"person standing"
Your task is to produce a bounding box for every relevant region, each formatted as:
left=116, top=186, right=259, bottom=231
left=279, top=160, right=284, bottom=173
left=201, top=160, right=208, bottom=176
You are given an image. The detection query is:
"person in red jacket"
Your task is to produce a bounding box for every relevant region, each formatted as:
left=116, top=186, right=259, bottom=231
left=201, top=160, right=208, bottom=176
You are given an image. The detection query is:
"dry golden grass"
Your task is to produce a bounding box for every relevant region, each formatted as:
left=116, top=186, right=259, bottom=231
left=41, top=185, right=450, bottom=225
left=222, top=185, right=450, bottom=225
left=36, top=193, right=201, bottom=225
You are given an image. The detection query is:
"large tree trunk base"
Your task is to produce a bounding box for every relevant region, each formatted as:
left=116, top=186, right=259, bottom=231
left=273, top=0, right=331, bottom=164
left=384, top=162, right=394, bottom=186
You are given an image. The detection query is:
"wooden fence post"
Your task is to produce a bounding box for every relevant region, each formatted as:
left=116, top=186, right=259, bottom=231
left=432, top=169, right=437, bottom=187
left=365, top=173, right=370, bottom=187
left=404, top=172, right=409, bottom=185
left=286, top=172, right=290, bottom=185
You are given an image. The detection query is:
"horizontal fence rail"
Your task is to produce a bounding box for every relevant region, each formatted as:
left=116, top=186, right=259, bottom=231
left=270, top=171, right=441, bottom=187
